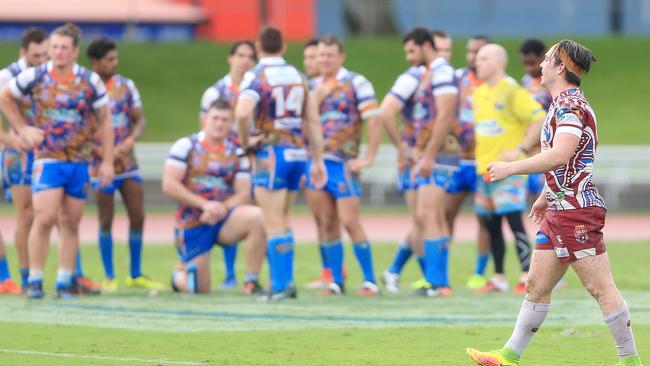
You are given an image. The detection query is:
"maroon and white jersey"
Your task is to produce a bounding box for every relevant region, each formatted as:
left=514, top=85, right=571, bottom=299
left=541, top=88, right=606, bottom=211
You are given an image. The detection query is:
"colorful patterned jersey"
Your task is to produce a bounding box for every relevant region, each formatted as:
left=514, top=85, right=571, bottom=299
left=91, top=74, right=142, bottom=177
left=412, top=57, right=460, bottom=160
left=166, top=131, right=251, bottom=229
left=522, top=74, right=553, bottom=112
left=541, top=88, right=605, bottom=211
left=472, top=76, right=546, bottom=173
left=389, top=65, right=424, bottom=150
left=200, top=74, right=248, bottom=114
left=311, top=67, right=379, bottom=161
left=0, top=58, right=34, bottom=125
left=9, top=61, right=108, bottom=162
left=239, top=57, right=308, bottom=149
left=455, top=67, right=483, bottom=160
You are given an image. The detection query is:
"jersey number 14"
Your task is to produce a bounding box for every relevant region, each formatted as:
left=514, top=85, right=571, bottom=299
left=272, top=86, right=304, bottom=117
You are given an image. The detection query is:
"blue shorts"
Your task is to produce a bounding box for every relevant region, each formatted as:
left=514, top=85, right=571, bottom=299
left=447, top=160, right=476, bottom=194
left=175, top=209, right=234, bottom=263
left=396, top=167, right=416, bottom=193
left=32, top=160, right=90, bottom=200
left=92, top=172, right=143, bottom=195
left=254, top=145, right=307, bottom=192
left=527, top=173, right=545, bottom=196
left=2, top=148, right=34, bottom=187
left=306, top=159, right=361, bottom=199
left=474, top=175, right=526, bottom=216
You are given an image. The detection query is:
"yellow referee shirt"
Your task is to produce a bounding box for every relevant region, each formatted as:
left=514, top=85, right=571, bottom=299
left=472, top=76, right=546, bottom=173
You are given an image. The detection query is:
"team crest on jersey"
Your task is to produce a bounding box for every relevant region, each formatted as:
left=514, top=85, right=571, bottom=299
left=574, top=225, right=589, bottom=244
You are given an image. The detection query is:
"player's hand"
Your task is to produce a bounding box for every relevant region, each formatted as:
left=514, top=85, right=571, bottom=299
left=5, top=134, right=26, bottom=152
left=412, top=156, right=434, bottom=182
left=528, top=195, right=549, bottom=225
left=200, top=201, right=227, bottom=225
left=346, top=158, right=371, bottom=174
left=310, top=159, right=327, bottom=189
left=17, top=126, right=44, bottom=148
left=500, top=149, right=522, bottom=162
left=486, top=161, right=513, bottom=182
left=114, top=136, right=135, bottom=157
left=315, top=80, right=335, bottom=102
left=97, top=160, right=115, bottom=188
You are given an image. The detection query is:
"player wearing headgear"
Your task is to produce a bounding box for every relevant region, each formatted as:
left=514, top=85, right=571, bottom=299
left=467, top=39, right=643, bottom=366
left=236, top=26, right=326, bottom=300
left=164, top=100, right=265, bottom=295
left=0, top=23, right=115, bottom=299
left=199, top=40, right=256, bottom=289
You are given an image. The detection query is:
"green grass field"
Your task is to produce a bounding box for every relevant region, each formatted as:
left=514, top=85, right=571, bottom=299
left=1, top=37, right=649, bottom=144
left=0, top=240, right=648, bottom=365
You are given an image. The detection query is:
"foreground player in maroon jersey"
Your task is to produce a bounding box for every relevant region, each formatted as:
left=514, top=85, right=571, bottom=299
left=467, top=39, right=642, bottom=366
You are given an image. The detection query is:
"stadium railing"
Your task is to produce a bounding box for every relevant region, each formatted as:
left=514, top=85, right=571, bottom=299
left=136, top=143, right=650, bottom=209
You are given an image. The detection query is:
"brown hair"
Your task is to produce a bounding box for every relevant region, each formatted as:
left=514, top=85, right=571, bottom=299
left=52, top=22, right=81, bottom=47
left=21, top=27, right=47, bottom=49
left=551, top=39, right=596, bottom=86
left=318, top=34, right=344, bottom=53
left=258, top=26, right=282, bottom=54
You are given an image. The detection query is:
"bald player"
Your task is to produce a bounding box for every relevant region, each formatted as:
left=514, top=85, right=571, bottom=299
left=472, top=44, right=545, bottom=294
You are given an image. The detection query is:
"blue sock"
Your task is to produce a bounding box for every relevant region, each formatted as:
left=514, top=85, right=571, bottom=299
left=20, top=268, right=29, bottom=288
left=475, top=253, right=489, bottom=276
left=424, top=238, right=441, bottom=286
left=417, top=256, right=427, bottom=277
left=353, top=241, right=376, bottom=283
left=322, top=239, right=344, bottom=285
left=284, top=229, right=295, bottom=286
left=222, top=245, right=238, bottom=280
left=186, top=263, right=197, bottom=294
left=267, top=235, right=288, bottom=292
left=388, top=240, right=412, bottom=274
left=129, top=229, right=143, bottom=278
left=0, top=255, right=11, bottom=281
left=99, top=230, right=114, bottom=279
left=75, top=249, right=84, bottom=277
left=439, top=236, right=450, bottom=287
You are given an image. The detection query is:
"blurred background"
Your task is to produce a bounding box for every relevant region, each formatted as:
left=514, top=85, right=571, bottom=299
left=1, top=0, right=648, bottom=211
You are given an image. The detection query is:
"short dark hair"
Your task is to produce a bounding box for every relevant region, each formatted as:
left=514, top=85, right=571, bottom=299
left=21, top=27, right=47, bottom=49
left=303, top=38, right=319, bottom=50
left=431, top=29, right=449, bottom=39
left=87, top=38, right=117, bottom=60
left=403, top=27, right=434, bottom=48
left=52, top=22, right=81, bottom=47
left=318, top=34, right=344, bottom=53
left=552, top=39, right=596, bottom=87
left=229, top=40, right=256, bottom=60
left=208, top=99, right=232, bottom=113
left=258, top=26, right=283, bottom=54
left=470, top=34, right=491, bottom=43
left=520, top=38, right=546, bottom=56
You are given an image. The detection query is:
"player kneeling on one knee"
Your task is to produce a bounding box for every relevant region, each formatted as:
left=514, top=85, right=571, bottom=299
left=162, top=100, right=266, bottom=295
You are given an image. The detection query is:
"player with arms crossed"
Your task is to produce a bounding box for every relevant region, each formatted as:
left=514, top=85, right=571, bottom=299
left=236, top=27, right=326, bottom=300
left=467, top=40, right=643, bottom=366
left=163, top=100, right=265, bottom=295
left=306, top=35, right=382, bottom=296
left=199, top=40, right=256, bottom=288
left=86, top=38, right=162, bottom=292
left=0, top=23, right=114, bottom=299
left=0, top=27, right=48, bottom=294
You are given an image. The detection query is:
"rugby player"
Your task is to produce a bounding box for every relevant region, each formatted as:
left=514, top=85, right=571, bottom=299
left=164, top=100, right=265, bottom=295
left=467, top=39, right=643, bottom=366
left=0, top=23, right=114, bottom=299
left=236, top=27, right=326, bottom=300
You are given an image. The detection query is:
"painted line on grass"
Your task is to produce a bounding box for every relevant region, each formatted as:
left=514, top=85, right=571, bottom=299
left=45, top=302, right=570, bottom=325
left=0, top=348, right=207, bottom=365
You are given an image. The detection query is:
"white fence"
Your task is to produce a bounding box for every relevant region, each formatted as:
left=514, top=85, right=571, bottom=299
left=136, top=143, right=650, bottom=209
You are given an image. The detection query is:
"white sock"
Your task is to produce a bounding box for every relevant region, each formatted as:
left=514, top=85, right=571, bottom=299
left=604, top=301, right=638, bottom=357
left=56, top=269, right=73, bottom=286
left=505, top=299, right=550, bottom=355
left=28, top=269, right=43, bottom=283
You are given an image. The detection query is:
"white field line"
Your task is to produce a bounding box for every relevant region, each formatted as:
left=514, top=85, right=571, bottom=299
left=0, top=348, right=207, bottom=365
